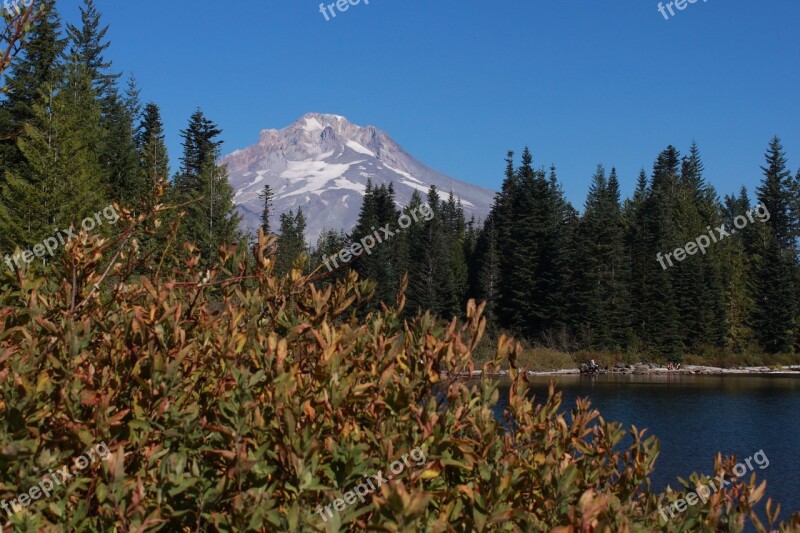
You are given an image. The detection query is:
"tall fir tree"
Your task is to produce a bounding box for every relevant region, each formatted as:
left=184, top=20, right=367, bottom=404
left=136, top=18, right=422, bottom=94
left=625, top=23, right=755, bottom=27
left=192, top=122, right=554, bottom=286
left=175, top=109, right=222, bottom=195
left=751, top=137, right=796, bottom=352
left=489, top=148, right=572, bottom=341
left=136, top=102, right=170, bottom=185
left=404, top=190, right=433, bottom=314
left=173, top=110, right=240, bottom=262
left=440, top=192, right=469, bottom=316
left=351, top=181, right=401, bottom=308
left=103, top=77, right=143, bottom=206
left=0, top=0, right=65, bottom=171
left=66, top=0, right=144, bottom=208
left=572, top=164, right=608, bottom=339
left=572, top=165, right=629, bottom=348
left=722, top=189, right=759, bottom=352
left=405, top=187, right=464, bottom=318
left=644, top=147, right=682, bottom=356
left=275, top=208, right=308, bottom=274
left=129, top=101, right=171, bottom=270
left=0, top=63, right=106, bottom=252
left=672, top=144, right=726, bottom=349
left=312, top=228, right=347, bottom=282
left=468, top=211, right=500, bottom=321
left=192, top=154, right=241, bottom=259
left=493, top=151, right=522, bottom=330
left=66, top=0, right=120, bottom=103
left=258, top=183, right=274, bottom=235
left=757, top=137, right=794, bottom=251
left=603, top=168, right=632, bottom=345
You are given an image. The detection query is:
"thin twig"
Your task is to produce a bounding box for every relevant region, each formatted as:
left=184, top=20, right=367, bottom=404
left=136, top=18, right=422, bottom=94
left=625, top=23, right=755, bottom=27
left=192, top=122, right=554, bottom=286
left=74, top=234, right=131, bottom=311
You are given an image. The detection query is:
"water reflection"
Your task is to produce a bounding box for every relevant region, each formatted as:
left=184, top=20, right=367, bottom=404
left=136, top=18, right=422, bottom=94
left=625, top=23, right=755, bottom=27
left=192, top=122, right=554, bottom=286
left=490, top=374, right=800, bottom=522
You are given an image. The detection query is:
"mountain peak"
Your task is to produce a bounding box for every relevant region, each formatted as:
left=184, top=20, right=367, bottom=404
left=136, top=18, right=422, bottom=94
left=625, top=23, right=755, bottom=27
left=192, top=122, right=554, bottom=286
left=297, top=113, right=352, bottom=134
left=222, top=114, right=494, bottom=243
left=300, top=112, right=349, bottom=122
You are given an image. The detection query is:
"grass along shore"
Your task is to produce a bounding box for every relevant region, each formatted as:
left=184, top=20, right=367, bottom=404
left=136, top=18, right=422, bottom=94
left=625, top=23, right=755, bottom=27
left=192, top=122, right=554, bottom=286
left=470, top=342, right=800, bottom=375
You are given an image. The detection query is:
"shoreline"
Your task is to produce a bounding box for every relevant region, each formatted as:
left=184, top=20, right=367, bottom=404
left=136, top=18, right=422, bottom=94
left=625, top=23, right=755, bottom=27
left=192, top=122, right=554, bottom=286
left=450, top=364, right=800, bottom=379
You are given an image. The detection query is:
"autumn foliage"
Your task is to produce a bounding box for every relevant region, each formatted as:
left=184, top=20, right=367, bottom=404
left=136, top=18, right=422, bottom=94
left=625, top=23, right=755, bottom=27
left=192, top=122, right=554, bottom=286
left=0, top=204, right=798, bottom=532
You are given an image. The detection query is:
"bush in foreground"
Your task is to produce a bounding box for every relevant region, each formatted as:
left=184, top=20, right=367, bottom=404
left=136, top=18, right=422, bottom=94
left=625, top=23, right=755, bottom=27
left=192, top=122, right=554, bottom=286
left=0, top=219, right=798, bottom=531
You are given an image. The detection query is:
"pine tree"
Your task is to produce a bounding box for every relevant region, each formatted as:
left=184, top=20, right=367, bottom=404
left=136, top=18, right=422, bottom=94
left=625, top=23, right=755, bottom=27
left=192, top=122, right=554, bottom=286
left=136, top=102, right=169, bottom=185
left=573, top=165, right=628, bottom=348
left=103, top=80, right=143, bottom=206
left=489, top=148, right=573, bottom=342
left=463, top=213, right=479, bottom=308
left=573, top=164, right=608, bottom=339
left=752, top=236, right=795, bottom=353
left=790, top=169, right=800, bottom=256
left=178, top=155, right=240, bottom=261
left=789, top=169, right=800, bottom=349
left=312, top=228, right=347, bottom=282
left=399, top=188, right=473, bottom=319
left=405, top=190, right=433, bottom=314
left=275, top=208, right=308, bottom=274
left=672, top=144, right=726, bottom=349
left=66, top=0, right=120, bottom=103
left=722, top=189, right=759, bottom=352
left=0, top=64, right=106, bottom=252
left=542, top=165, right=573, bottom=335
left=124, top=75, right=142, bottom=136
left=440, top=192, right=468, bottom=317
left=493, top=151, right=521, bottom=330
left=623, top=154, right=681, bottom=359
left=499, top=148, right=537, bottom=336
left=757, top=137, right=794, bottom=251
left=258, top=184, right=274, bottom=235
left=622, top=170, right=651, bottom=348
left=751, top=137, right=796, bottom=352
left=0, top=0, right=65, bottom=171
left=175, top=109, right=223, bottom=195
left=603, top=168, right=632, bottom=344
left=524, top=153, right=568, bottom=339
left=351, top=181, right=401, bottom=308
left=173, top=110, right=240, bottom=262
left=65, top=0, right=146, bottom=209
left=469, top=211, right=500, bottom=321
left=128, top=101, right=171, bottom=270
left=645, top=147, right=683, bottom=356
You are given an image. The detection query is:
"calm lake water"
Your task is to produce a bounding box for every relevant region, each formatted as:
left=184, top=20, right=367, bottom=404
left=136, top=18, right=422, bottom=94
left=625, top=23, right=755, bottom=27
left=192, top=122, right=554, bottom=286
left=491, top=374, right=800, bottom=523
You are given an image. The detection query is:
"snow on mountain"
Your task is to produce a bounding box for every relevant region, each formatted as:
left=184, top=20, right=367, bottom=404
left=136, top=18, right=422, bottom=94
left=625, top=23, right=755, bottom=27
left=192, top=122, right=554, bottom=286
left=220, top=113, right=495, bottom=244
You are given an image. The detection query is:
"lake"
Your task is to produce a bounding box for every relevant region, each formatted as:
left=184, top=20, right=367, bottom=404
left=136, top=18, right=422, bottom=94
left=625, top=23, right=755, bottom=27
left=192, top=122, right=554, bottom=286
left=491, top=374, right=800, bottom=523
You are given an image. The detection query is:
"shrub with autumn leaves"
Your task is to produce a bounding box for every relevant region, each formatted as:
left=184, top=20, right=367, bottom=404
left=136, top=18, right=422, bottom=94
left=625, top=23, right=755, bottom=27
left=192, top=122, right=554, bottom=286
left=0, top=203, right=798, bottom=532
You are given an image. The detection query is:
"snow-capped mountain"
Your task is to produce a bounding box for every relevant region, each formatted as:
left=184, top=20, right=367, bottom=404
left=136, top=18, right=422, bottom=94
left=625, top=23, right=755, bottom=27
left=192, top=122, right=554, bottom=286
left=221, top=113, right=495, bottom=244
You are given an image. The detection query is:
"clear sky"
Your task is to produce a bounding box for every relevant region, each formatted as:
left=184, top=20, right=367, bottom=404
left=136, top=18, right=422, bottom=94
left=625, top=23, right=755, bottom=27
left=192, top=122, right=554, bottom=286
left=59, top=0, right=800, bottom=208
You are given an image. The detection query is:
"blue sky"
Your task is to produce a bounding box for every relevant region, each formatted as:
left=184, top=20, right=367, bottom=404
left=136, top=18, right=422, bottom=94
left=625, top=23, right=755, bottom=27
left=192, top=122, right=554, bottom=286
left=59, top=0, right=800, bottom=208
